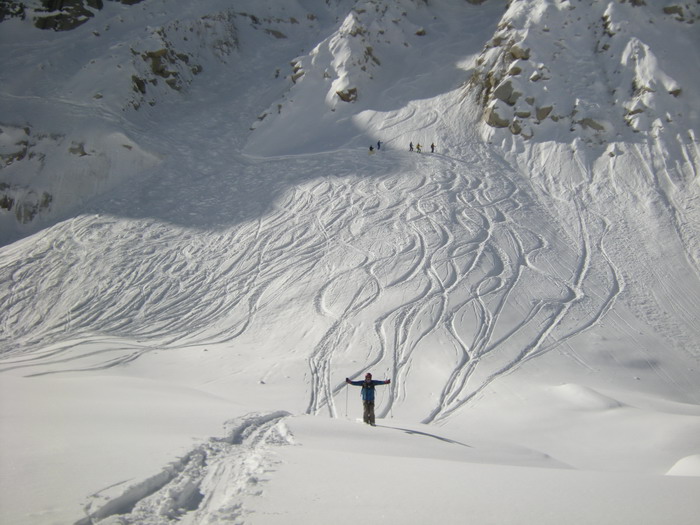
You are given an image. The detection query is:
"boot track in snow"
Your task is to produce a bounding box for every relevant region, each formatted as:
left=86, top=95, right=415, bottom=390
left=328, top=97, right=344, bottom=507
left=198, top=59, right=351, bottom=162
left=77, top=411, right=292, bottom=525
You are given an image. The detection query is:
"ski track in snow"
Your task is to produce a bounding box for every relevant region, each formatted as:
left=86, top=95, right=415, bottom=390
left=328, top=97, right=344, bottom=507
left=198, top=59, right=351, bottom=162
left=77, top=411, right=293, bottom=525
left=301, top=146, right=622, bottom=423
left=3, top=2, right=700, bottom=524
left=0, top=144, right=622, bottom=425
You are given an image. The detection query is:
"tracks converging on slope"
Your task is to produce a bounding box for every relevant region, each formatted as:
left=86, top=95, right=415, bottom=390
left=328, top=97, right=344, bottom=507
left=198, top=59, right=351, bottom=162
left=302, top=148, right=622, bottom=424
left=0, top=147, right=622, bottom=424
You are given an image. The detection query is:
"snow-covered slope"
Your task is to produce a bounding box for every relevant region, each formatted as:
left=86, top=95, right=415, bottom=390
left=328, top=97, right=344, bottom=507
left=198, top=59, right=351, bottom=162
left=1, top=1, right=699, bottom=524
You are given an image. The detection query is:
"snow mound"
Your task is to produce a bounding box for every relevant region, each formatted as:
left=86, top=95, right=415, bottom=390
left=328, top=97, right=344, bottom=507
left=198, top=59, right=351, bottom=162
left=667, top=455, right=700, bottom=477
left=552, top=383, right=624, bottom=411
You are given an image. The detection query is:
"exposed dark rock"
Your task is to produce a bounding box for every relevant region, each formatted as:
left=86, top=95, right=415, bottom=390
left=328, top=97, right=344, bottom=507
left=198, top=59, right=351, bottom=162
left=265, top=28, right=287, bottom=39
left=0, top=184, right=53, bottom=223
left=0, top=1, right=27, bottom=23
left=336, top=87, right=358, bottom=102
left=484, top=106, right=510, bottom=128
left=536, top=106, right=553, bottom=121
left=578, top=118, right=605, bottom=131
left=493, top=80, right=521, bottom=106
left=0, top=0, right=145, bottom=30
left=132, top=75, right=146, bottom=94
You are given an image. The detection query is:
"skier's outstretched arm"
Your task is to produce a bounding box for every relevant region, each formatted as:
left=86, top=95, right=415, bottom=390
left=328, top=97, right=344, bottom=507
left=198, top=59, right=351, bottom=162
left=346, top=378, right=364, bottom=386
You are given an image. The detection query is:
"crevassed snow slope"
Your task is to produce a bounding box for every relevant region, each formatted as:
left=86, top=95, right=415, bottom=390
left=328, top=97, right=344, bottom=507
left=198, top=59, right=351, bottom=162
left=1, top=0, right=699, bottom=524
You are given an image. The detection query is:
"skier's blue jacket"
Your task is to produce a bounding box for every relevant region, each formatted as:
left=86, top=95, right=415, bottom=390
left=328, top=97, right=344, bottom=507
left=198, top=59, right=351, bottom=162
left=348, top=379, right=388, bottom=401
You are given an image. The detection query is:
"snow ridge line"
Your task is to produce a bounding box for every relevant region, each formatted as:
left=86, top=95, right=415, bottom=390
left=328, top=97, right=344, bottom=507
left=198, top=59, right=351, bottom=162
left=77, top=411, right=292, bottom=525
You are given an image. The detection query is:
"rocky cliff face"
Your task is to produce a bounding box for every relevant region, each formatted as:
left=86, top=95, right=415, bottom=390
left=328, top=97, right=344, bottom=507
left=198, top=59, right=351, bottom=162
left=0, top=0, right=245, bottom=238
left=0, top=0, right=146, bottom=30
left=466, top=0, right=699, bottom=144
left=251, top=0, right=430, bottom=128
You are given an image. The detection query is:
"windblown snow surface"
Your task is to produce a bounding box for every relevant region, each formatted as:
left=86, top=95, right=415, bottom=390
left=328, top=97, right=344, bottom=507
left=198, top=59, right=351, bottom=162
left=1, top=0, right=699, bottom=523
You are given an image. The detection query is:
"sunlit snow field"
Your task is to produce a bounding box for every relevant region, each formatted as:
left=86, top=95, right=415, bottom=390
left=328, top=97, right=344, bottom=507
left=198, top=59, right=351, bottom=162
left=1, top=1, right=699, bottom=523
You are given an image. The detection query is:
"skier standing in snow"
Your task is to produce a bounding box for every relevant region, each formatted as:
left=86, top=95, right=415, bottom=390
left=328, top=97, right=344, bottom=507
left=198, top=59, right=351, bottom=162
left=409, top=141, right=414, bottom=152
left=377, top=140, right=382, bottom=150
left=431, top=142, right=436, bottom=153
left=346, top=373, right=391, bottom=426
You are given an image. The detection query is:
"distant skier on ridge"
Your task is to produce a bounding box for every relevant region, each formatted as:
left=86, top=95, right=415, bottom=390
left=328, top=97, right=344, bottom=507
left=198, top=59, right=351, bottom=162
left=346, top=372, right=391, bottom=426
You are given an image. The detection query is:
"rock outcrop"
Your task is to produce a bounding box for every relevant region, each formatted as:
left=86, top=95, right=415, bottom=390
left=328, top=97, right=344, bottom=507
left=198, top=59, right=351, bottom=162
left=466, top=0, right=696, bottom=143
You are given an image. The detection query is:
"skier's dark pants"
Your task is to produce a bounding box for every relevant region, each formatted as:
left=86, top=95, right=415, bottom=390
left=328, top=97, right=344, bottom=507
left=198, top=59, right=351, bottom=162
left=363, top=400, right=376, bottom=425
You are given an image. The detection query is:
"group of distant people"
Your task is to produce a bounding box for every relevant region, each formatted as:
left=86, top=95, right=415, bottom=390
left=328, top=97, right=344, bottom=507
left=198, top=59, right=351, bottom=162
left=368, top=140, right=437, bottom=154
left=409, top=141, right=436, bottom=153
left=369, top=140, right=382, bottom=153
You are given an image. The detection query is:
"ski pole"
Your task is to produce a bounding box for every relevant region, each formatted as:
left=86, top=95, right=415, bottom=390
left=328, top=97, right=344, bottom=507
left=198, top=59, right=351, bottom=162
left=345, top=384, right=349, bottom=418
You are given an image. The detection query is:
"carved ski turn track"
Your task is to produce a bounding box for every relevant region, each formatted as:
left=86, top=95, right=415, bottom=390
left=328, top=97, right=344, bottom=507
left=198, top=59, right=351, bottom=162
left=0, top=147, right=623, bottom=425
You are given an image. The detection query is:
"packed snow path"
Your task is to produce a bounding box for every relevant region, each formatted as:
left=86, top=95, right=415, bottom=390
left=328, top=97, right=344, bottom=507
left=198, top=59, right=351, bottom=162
left=77, top=411, right=293, bottom=524
left=0, top=144, right=621, bottom=424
